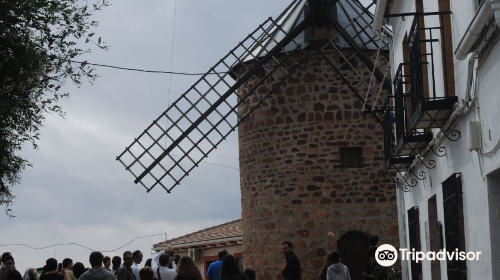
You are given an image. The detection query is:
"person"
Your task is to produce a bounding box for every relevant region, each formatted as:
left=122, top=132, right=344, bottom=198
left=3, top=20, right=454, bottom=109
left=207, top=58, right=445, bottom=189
left=40, top=258, right=65, bottom=280
left=143, top=259, right=152, bottom=269
left=111, top=257, right=121, bottom=276
left=3, top=256, right=22, bottom=280
left=281, top=241, right=301, bottom=280
left=363, top=236, right=386, bottom=280
left=173, top=256, right=180, bottom=268
left=0, top=252, right=12, bottom=280
left=151, top=246, right=176, bottom=280
left=131, top=251, right=143, bottom=280
left=206, top=249, right=227, bottom=280
left=326, top=251, right=350, bottom=280
left=243, top=269, right=255, bottom=280
left=219, top=255, right=248, bottom=280
left=318, top=252, right=334, bottom=280
left=27, top=268, right=39, bottom=280
left=73, top=263, right=86, bottom=280
left=103, top=257, right=111, bottom=272
left=79, top=252, right=115, bottom=280
left=63, top=259, right=76, bottom=280
left=138, top=268, right=153, bottom=280
left=117, top=251, right=135, bottom=280
left=174, top=256, right=202, bottom=280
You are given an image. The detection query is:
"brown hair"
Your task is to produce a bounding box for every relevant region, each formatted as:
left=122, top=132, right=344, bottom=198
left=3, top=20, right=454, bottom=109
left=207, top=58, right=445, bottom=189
left=176, top=256, right=203, bottom=280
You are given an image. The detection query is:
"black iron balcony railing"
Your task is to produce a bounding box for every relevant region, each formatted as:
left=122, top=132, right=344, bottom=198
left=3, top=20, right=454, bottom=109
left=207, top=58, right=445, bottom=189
left=383, top=104, right=414, bottom=173
left=393, top=63, right=433, bottom=157
left=394, top=63, right=409, bottom=145
left=407, top=11, right=458, bottom=129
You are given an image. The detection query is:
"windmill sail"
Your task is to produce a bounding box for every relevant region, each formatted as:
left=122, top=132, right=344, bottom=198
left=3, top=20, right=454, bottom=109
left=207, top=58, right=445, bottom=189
left=117, top=1, right=312, bottom=193
left=117, top=0, right=392, bottom=193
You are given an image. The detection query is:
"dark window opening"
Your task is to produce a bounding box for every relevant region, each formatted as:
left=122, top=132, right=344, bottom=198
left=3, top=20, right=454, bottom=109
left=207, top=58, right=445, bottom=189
left=340, top=147, right=363, bottom=168
left=442, top=173, right=467, bottom=280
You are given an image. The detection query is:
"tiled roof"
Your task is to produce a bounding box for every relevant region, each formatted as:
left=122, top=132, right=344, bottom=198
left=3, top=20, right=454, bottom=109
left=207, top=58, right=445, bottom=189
left=153, top=219, right=242, bottom=249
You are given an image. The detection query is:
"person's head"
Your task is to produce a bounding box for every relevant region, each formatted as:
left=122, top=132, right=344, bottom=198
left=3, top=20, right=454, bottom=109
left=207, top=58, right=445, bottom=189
left=144, top=258, right=152, bottom=268
left=176, top=256, right=202, bottom=280
left=159, top=254, right=170, bottom=267
left=27, top=268, right=39, bottom=280
left=139, top=267, right=154, bottom=280
left=89, top=251, right=104, bottom=268
left=281, top=241, right=293, bottom=255
left=244, top=269, right=256, bottom=280
left=63, top=258, right=73, bottom=270
left=112, top=256, right=121, bottom=268
left=103, top=256, right=111, bottom=269
left=123, top=251, right=133, bottom=267
left=369, top=235, right=380, bottom=247
left=331, top=251, right=341, bottom=264
left=2, top=252, right=11, bottom=263
left=3, top=256, right=15, bottom=271
left=218, top=249, right=228, bottom=260
left=73, top=262, right=86, bottom=279
left=220, top=255, right=239, bottom=277
left=46, top=258, right=58, bottom=272
left=133, top=250, right=143, bottom=264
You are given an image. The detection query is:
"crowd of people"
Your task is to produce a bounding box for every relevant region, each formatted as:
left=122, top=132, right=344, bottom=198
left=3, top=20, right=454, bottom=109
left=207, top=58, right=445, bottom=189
left=1, top=237, right=389, bottom=280
left=0, top=247, right=256, bottom=280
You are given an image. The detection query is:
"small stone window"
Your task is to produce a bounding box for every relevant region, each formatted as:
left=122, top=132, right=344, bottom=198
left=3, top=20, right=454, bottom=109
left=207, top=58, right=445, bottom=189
left=339, top=147, right=363, bottom=168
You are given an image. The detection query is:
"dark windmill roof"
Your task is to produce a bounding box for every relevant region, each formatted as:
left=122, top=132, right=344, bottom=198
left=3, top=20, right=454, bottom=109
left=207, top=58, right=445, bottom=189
left=245, top=0, right=385, bottom=62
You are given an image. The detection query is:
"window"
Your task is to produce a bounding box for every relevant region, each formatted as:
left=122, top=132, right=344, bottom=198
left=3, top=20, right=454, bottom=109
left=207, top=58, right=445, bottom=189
left=407, top=206, right=422, bottom=279
left=442, top=173, right=467, bottom=280
left=340, top=147, right=362, bottom=168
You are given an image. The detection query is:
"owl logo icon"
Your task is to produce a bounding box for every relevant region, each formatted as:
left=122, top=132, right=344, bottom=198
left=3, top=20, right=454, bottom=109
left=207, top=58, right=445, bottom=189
left=375, top=244, right=398, bottom=267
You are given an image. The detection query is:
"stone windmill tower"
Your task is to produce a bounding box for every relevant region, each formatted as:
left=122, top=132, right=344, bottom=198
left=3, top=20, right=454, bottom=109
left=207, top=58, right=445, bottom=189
left=117, top=1, right=398, bottom=279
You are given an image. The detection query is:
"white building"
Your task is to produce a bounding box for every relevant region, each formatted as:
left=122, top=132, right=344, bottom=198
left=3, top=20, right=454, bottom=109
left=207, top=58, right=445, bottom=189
left=373, top=0, right=500, bottom=279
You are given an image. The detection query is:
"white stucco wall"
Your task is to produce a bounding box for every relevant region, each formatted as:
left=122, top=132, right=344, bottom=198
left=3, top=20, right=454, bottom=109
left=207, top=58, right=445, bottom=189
left=386, top=0, right=500, bottom=279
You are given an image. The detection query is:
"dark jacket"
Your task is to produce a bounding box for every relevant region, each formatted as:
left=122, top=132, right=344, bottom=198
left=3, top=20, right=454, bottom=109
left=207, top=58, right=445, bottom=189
left=220, top=271, right=249, bottom=280
left=363, top=247, right=386, bottom=280
left=116, top=265, right=135, bottom=280
left=40, top=273, right=65, bottom=280
left=282, top=251, right=301, bottom=280
left=6, top=269, right=22, bottom=280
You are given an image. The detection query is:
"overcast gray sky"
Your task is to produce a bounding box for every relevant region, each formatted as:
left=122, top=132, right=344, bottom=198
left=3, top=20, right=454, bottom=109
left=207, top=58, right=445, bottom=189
left=1, top=0, right=291, bottom=272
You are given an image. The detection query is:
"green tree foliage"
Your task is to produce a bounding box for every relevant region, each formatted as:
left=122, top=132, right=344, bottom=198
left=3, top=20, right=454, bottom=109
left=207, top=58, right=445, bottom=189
left=0, top=0, right=109, bottom=216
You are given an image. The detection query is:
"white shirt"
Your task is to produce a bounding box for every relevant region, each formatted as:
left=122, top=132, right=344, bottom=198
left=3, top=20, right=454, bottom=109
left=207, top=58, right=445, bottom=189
left=131, top=262, right=140, bottom=280
left=151, top=251, right=176, bottom=280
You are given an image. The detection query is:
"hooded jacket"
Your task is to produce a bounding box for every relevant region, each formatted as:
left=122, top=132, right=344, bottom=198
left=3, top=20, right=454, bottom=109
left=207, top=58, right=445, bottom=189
left=79, top=268, right=115, bottom=280
left=326, top=263, right=351, bottom=280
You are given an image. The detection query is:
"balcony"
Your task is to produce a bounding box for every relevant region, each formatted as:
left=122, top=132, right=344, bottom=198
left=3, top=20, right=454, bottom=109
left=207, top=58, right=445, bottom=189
left=407, top=12, right=457, bottom=129
left=393, top=63, right=433, bottom=156
left=383, top=105, right=414, bottom=173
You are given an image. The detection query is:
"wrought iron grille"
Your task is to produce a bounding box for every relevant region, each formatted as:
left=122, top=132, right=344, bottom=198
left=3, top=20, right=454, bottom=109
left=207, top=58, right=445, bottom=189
left=117, top=10, right=311, bottom=192
left=394, top=63, right=410, bottom=145
left=407, top=206, right=422, bottom=278
left=442, top=173, right=467, bottom=279
left=383, top=107, right=393, bottom=164
left=407, top=12, right=454, bottom=129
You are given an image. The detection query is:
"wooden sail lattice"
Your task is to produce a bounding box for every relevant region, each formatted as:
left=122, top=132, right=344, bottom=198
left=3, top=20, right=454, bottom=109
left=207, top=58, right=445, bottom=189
left=318, top=0, right=392, bottom=123
left=117, top=0, right=392, bottom=193
left=117, top=4, right=312, bottom=193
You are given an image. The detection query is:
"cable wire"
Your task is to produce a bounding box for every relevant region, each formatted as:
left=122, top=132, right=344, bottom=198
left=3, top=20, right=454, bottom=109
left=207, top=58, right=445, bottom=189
left=0, top=233, right=163, bottom=253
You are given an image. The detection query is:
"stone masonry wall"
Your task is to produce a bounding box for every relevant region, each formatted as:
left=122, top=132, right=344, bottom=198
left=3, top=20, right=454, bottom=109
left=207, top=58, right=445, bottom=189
left=237, top=50, right=399, bottom=280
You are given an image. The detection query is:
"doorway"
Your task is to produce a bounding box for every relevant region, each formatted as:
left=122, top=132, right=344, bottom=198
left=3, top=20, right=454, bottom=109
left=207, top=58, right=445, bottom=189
left=337, top=231, right=369, bottom=280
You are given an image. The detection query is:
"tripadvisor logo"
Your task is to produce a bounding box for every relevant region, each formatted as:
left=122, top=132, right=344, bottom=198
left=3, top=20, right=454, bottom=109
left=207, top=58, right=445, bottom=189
left=375, top=244, right=482, bottom=266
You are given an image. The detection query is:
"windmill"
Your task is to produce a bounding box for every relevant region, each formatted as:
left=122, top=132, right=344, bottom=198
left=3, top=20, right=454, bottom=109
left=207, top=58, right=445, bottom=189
left=117, top=0, right=395, bottom=279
